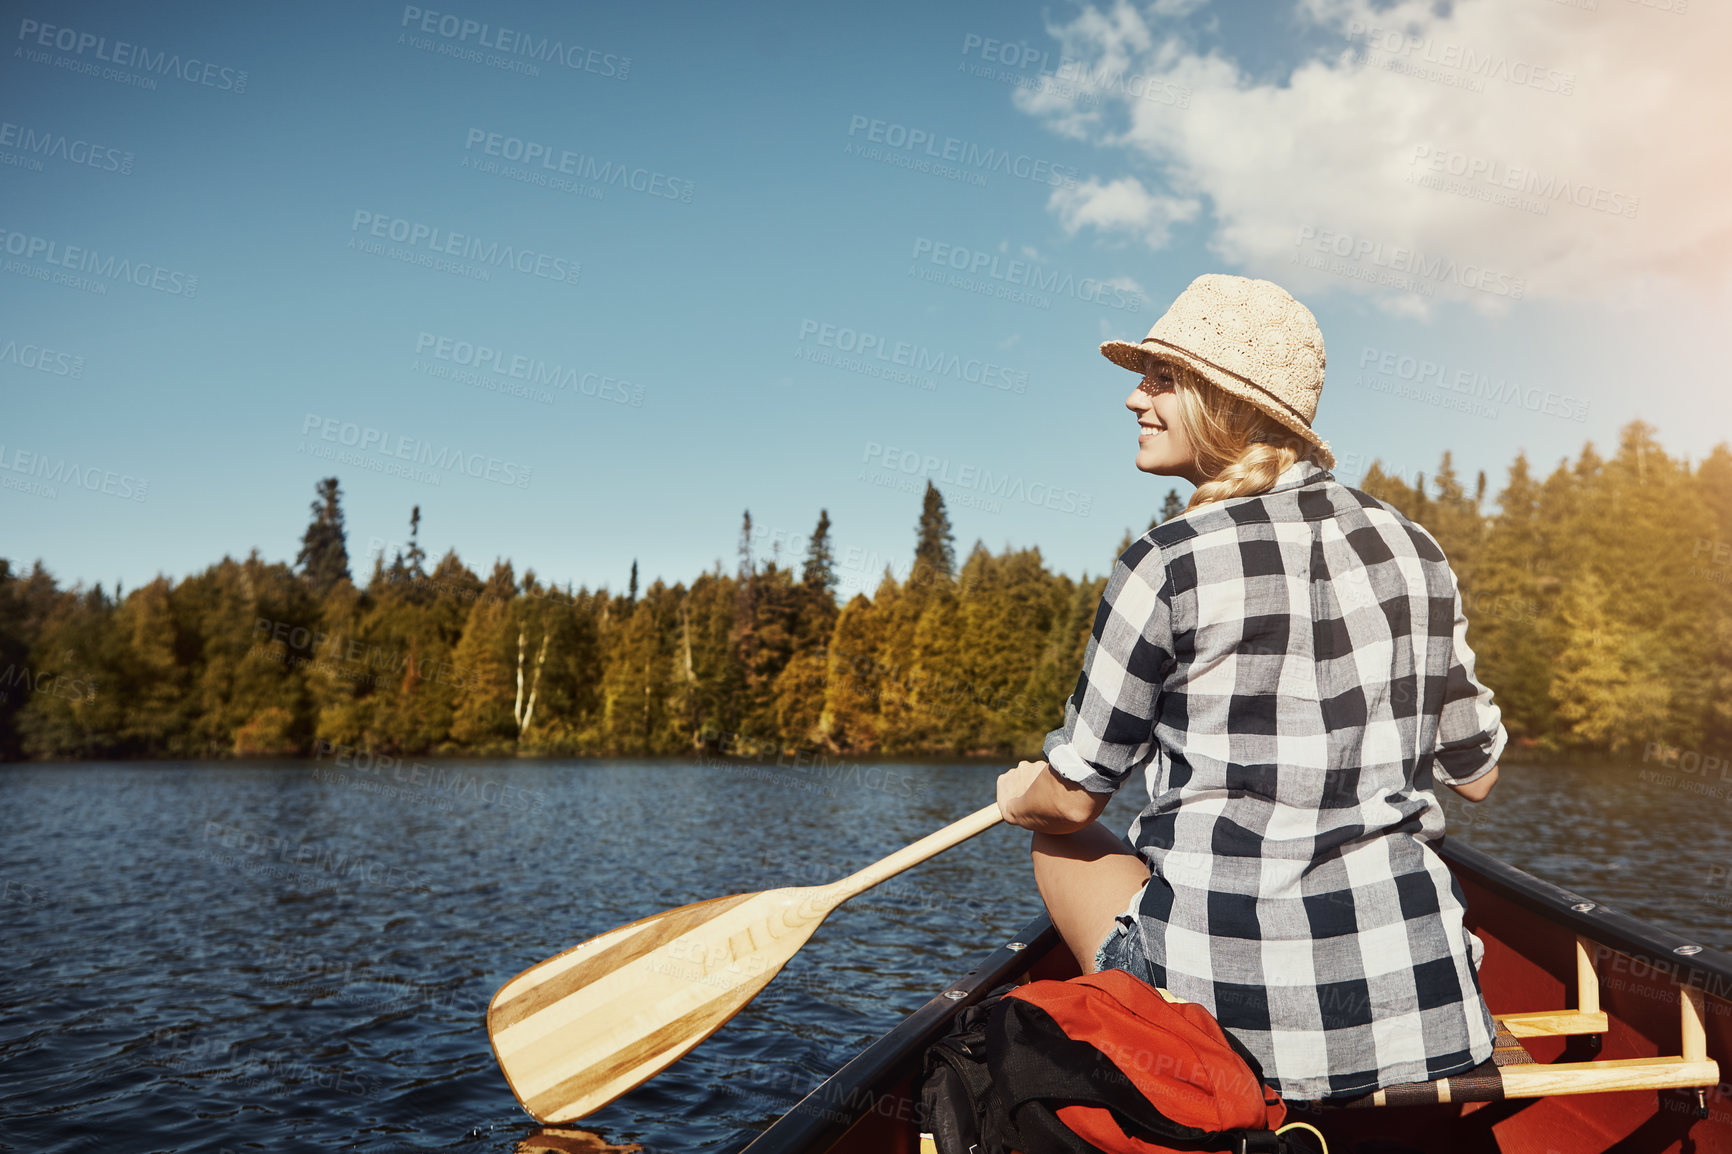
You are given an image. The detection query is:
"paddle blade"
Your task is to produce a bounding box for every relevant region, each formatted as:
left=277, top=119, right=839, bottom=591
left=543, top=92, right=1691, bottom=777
left=514, top=1128, right=643, bottom=1153
left=488, top=886, right=834, bottom=1123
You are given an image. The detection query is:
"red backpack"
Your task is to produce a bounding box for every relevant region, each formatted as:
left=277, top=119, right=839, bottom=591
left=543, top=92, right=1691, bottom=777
left=921, top=970, right=1327, bottom=1154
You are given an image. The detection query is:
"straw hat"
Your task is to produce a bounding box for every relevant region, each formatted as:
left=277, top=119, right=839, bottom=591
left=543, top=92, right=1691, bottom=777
left=1101, top=274, right=1334, bottom=469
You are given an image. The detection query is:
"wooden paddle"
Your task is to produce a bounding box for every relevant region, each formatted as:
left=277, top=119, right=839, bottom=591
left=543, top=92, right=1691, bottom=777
left=487, top=802, right=1005, bottom=1123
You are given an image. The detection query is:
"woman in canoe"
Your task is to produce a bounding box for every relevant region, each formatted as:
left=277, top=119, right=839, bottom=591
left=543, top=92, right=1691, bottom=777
left=994, top=273, right=1506, bottom=1104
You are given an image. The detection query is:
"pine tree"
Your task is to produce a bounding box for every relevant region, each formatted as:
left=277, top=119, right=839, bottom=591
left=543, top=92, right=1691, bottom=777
left=802, top=509, right=837, bottom=594
left=1699, top=444, right=1732, bottom=544
left=1548, top=570, right=1671, bottom=752
left=294, top=478, right=351, bottom=596
left=628, top=560, right=639, bottom=602
left=386, top=505, right=429, bottom=593
left=406, top=506, right=426, bottom=578
left=913, top=482, right=956, bottom=587
left=1159, top=489, right=1185, bottom=524
left=823, top=592, right=884, bottom=751
left=738, top=510, right=755, bottom=581
left=1422, top=452, right=1484, bottom=582
left=11, top=420, right=1732, bottom=765
left=1468, top=453, right=1554, bottom=746
left=449, top=562, right=521, bottom=752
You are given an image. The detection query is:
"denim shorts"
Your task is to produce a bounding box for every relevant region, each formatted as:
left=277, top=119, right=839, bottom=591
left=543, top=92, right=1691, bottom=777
left=1091, top=881, right=1148, bottom=974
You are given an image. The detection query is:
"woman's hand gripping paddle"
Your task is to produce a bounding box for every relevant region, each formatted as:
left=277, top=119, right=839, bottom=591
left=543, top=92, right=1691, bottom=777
left=487, top=803, right=1005, bottom=1123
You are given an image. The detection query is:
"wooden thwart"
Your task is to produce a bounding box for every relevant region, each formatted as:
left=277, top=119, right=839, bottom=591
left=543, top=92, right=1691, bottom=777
left=1495, top=1009, right=1609, bottom=1038
left=1344, top=935, right=1719, bottom=1108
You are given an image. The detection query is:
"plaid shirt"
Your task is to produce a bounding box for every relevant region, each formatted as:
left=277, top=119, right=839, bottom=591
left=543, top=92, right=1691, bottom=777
left=1044, top=458, right=1506, bottom=1101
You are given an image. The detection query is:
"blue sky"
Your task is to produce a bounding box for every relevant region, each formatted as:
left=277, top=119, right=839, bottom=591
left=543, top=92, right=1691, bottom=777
left=4, top=0, right=1727, bottom=602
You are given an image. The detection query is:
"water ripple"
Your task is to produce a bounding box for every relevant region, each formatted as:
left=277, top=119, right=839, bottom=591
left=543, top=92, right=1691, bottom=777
left=0, top=758, right=1720, bottom=1152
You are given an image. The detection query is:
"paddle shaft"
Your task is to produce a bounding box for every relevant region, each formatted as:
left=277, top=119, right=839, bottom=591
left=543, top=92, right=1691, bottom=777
left=819, top=802, right=1004, bottom=908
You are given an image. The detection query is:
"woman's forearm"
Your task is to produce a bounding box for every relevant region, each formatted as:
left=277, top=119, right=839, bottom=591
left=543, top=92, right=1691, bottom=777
left=1004, top=765, right=1110, bottom=834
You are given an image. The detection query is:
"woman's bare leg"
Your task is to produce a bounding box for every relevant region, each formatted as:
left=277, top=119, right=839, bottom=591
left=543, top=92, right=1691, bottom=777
left=1031, top=822, right=1151, bottom=973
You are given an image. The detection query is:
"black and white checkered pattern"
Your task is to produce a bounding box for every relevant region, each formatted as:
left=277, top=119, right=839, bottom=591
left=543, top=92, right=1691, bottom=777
left=1045, top=458, right=1505, bottom=1102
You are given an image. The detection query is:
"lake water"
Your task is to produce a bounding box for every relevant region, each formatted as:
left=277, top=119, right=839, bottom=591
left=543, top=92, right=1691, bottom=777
left=2, top=757, right=1729, bottom=1152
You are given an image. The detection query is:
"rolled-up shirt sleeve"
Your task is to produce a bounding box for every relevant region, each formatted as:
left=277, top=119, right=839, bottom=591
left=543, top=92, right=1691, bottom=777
left=1433, top=568, right=1508, bottom=786
left=1043, top=539, right=1174, bottom=795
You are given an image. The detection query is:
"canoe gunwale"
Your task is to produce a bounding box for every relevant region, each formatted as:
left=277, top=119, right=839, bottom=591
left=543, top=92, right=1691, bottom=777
left=1439, top=838, right=1732, bottom=1002
left=735, top=913, right=1058, bottom=1154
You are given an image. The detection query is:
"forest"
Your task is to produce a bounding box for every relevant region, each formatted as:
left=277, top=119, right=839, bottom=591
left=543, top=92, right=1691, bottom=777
left=1, top=420, right=1728, bottom=765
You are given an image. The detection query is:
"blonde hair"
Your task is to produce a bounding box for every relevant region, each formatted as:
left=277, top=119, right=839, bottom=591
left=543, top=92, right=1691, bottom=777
left=1148, top=360, right=1320, bottom=512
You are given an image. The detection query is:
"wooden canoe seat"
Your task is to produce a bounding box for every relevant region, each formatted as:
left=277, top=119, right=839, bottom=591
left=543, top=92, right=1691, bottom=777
left=1337, top=936, right=1719, bottom=1109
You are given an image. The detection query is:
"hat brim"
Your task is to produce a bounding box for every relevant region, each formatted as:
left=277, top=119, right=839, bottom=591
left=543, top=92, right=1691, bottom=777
left=1099, top=340, right=1335, bottom=471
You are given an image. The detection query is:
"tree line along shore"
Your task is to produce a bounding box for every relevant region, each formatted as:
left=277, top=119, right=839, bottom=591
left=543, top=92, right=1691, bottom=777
left=0, top=420, right=1727, bottom=765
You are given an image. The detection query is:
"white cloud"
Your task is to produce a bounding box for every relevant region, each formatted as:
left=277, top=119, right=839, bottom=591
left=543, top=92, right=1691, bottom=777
left=1015, top=0, right=1732, bottom=312
left=1050, top=175, right=1202, bottom=248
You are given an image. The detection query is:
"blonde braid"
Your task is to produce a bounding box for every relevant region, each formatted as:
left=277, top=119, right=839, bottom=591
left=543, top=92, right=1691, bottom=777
left=1188, top=442, right=1301, bottom=510
left=1155, top=362, right=1318, bottom=513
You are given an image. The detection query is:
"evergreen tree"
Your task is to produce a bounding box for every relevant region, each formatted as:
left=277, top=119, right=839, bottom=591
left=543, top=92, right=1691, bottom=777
left=294, top=478, right=351, bottom=597
left=449, top=561, right=521, bottom=752
left=684, top=567, right=747, bottom=750
left=802, top=509, right=837, bottom=594
left=1468, top=453, right=1554, bottom=747
left=1159, top=489, right=1186, bottom=524
left=386, top=505, right=428, bottom=590
left=913, top=482, right=956, bottom=586
left=1548, top=570, right=1670, bottom=752
left=771, top=650, right=828, bottom=749
left=1698, top=444, right=1732, bottom=544
left=823, top=592, right=884, bottom=751
left=1422, top=452, right=1484, bottom=583
left=628, top=560, right=639, bottom=602
left=738, top=510, right=755, bottom=580
left=7, top=418, right=1731, bottom=764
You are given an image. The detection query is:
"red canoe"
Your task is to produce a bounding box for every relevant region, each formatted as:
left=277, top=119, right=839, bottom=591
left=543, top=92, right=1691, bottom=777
left=739, top=838, right=1732, bottom=1153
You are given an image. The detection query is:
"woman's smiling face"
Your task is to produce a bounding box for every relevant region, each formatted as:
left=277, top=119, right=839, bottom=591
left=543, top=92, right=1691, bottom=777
left=1126, top=361, right=1203, bottom=483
